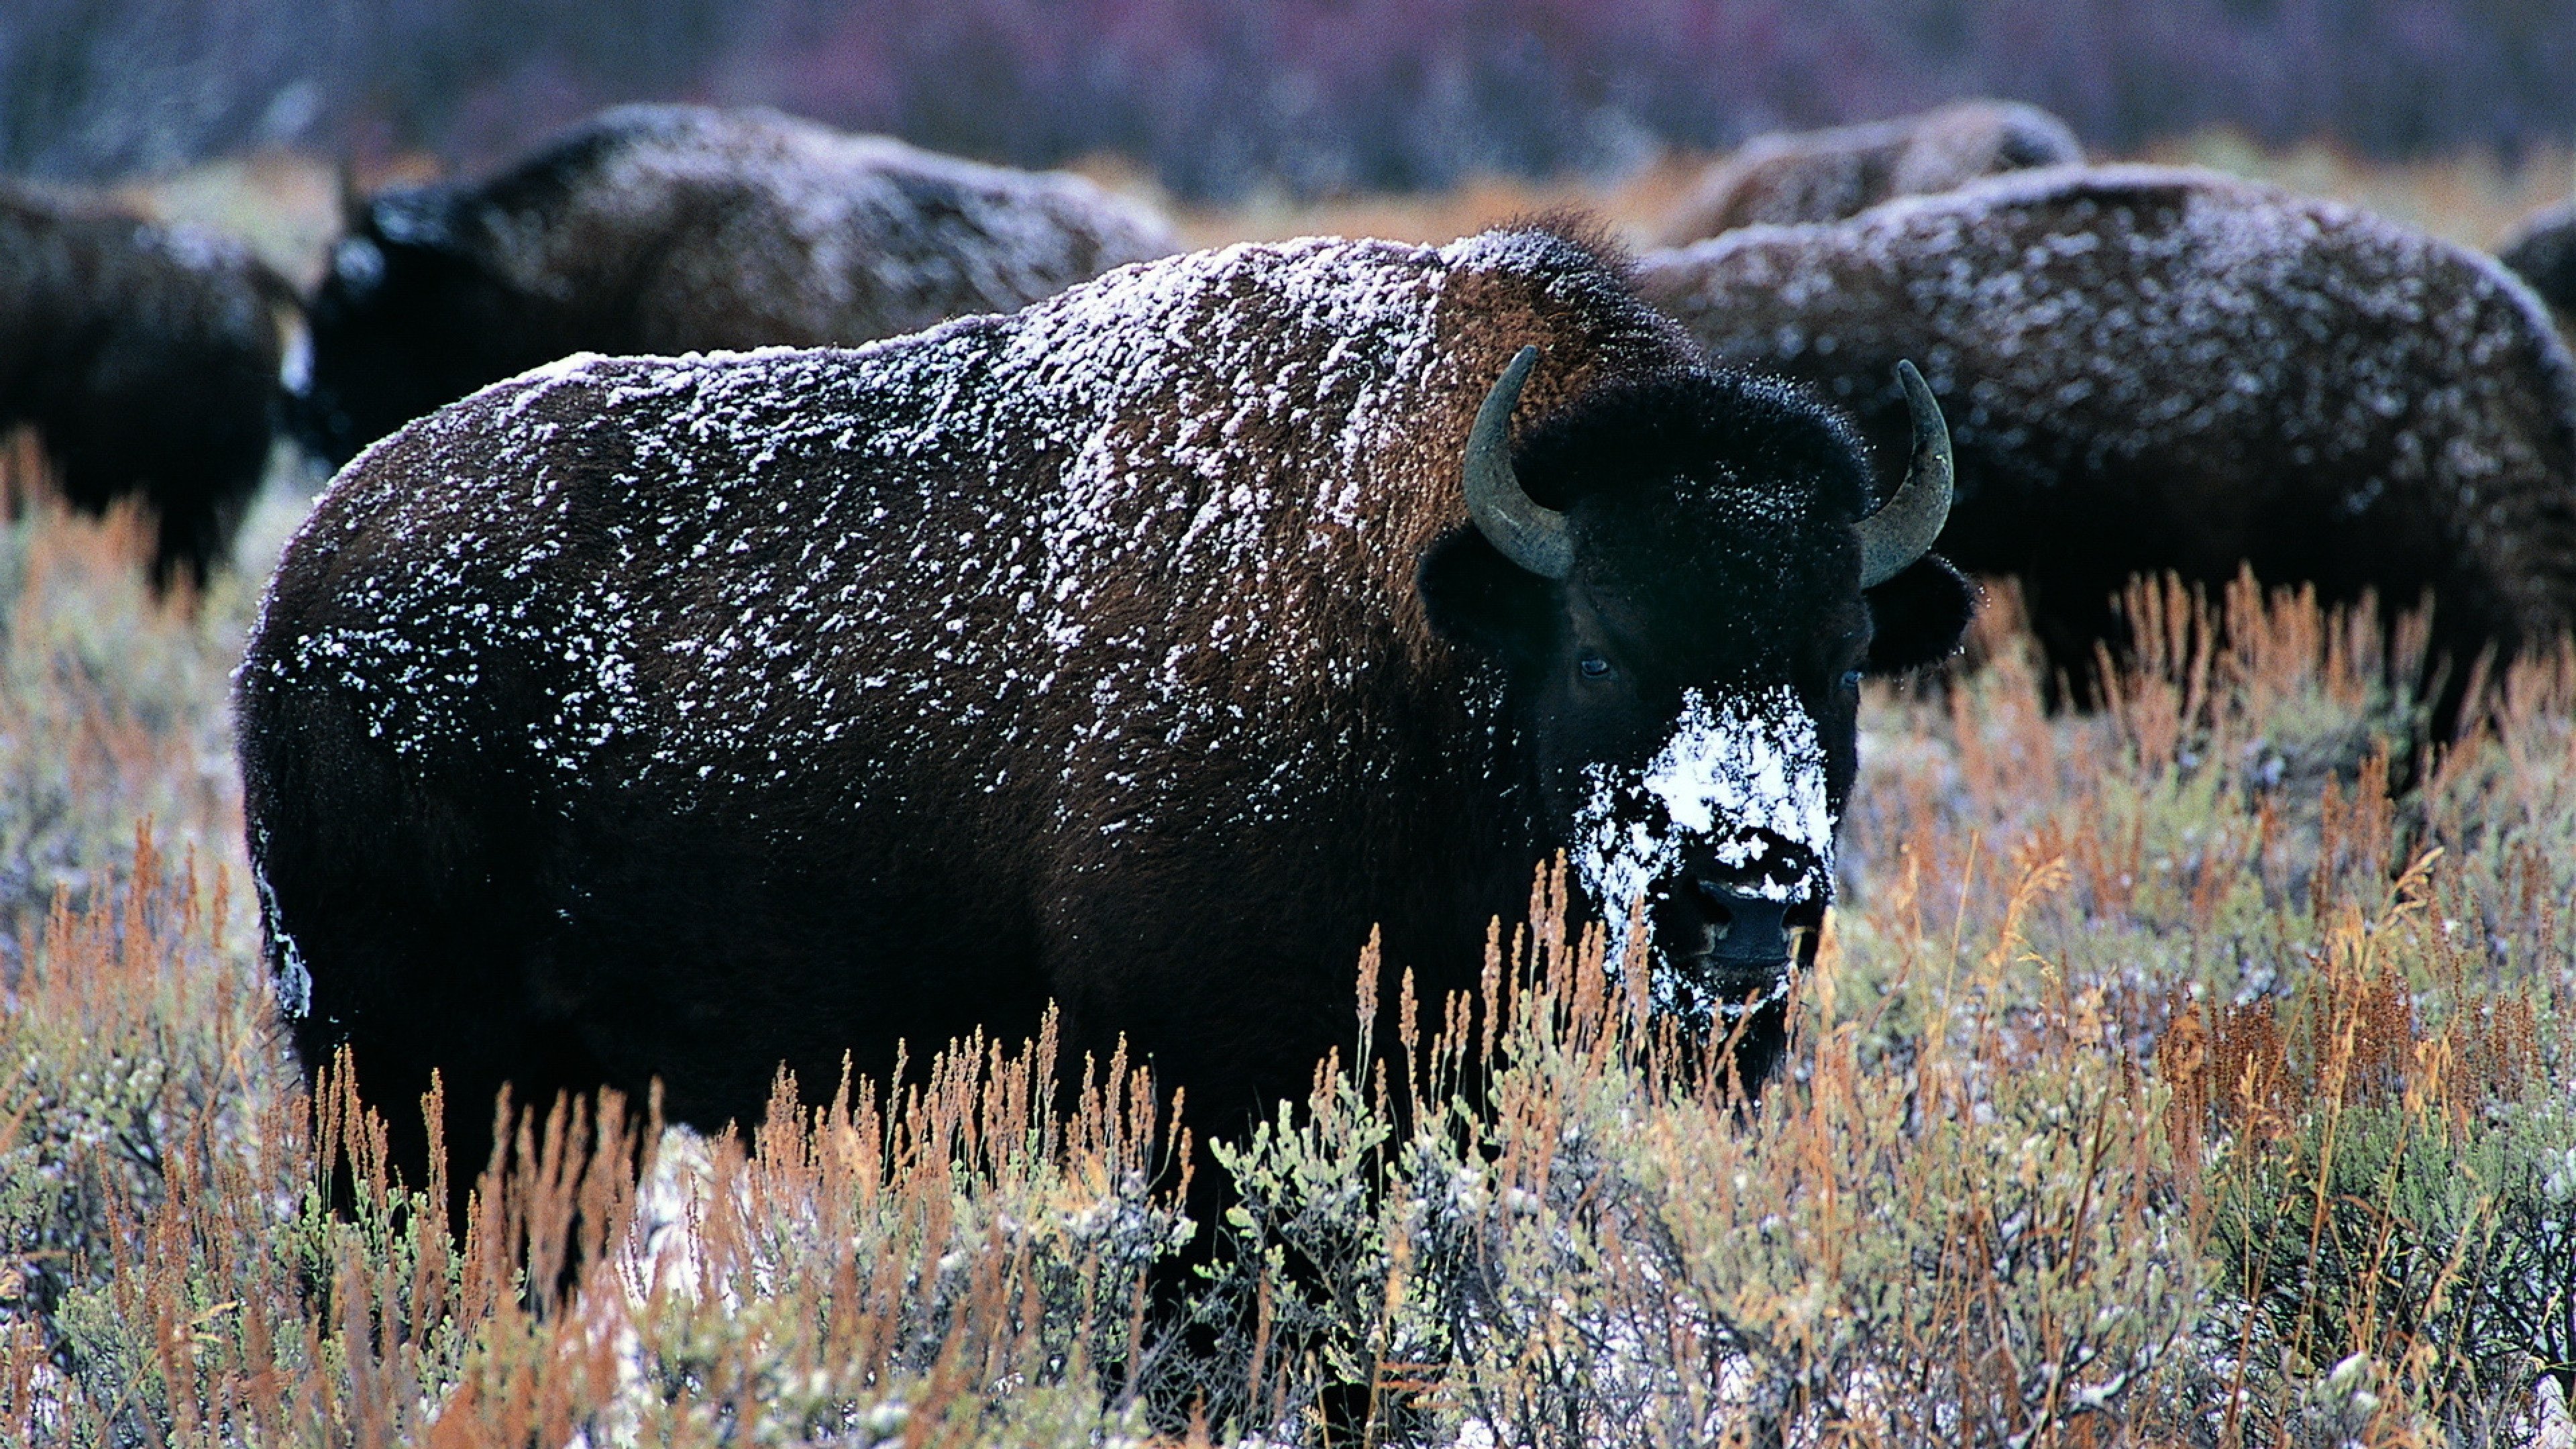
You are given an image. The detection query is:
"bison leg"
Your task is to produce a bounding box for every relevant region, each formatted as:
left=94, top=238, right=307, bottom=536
left=244, top=687, right=591, bottom=1234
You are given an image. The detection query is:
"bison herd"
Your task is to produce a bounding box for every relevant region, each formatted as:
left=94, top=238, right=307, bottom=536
left=6, top=100, right=2576, bottom=1219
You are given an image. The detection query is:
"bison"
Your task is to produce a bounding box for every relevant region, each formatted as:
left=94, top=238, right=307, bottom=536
left=2, top=183, right=292, bottom=588
left=239, top=226, right=1972, bottom=1224
left=1638, top=164, right=2576, bottom=695
left=288, top=103, right=1182, bottom=466
left=2499, top=197, right=2576, bottom=327
left=1654, top=99, right=2082, bottom=246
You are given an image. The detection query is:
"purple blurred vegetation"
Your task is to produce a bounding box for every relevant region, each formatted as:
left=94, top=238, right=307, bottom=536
left=5, top=0, right=2573, bottom=197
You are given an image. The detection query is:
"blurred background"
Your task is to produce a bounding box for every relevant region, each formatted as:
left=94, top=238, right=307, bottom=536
left=8, top=0, right=2573, bottom=202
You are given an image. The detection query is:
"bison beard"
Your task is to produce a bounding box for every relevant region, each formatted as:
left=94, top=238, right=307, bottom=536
left=238, top=229, right=1971, bottom=1336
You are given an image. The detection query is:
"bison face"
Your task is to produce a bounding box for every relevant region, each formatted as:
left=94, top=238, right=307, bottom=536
left=290, top=190, right=531, bottom=466
left=1419, top=350, right=1970, bottom=1020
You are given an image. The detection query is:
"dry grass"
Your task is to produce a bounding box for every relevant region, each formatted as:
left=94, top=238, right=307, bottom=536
left=2, top=457, right=2573, bottom=1446
left=6, top=139, right=2576, bottom=1446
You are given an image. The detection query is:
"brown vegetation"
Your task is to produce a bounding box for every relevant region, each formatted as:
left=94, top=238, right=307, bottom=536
left=3, top=466, right=2573, bottom=1443
left=4, top=140, right=2575, bottom=1444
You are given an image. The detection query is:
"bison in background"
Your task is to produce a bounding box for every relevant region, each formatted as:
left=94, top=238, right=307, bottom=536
left=1654, top=100, right=2082, bottom=246
left=239, top=225, right=1971, bottom=1240
left=2500, top=197, right=2576, bottom=331
left=2, top=184, right=292, bottom=589
left=1638, top=165, right=2576, bottom=698
left=288, top=103, right=1183, bottom=466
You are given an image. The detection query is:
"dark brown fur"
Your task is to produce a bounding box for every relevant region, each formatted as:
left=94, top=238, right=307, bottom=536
left=1655, top=100, right=2082, bottom=246
left=290, top=103, right=1181, bottom=464
left=2500, top=197, right=2576, bottom=331
left=241, top=227, right=1970, bottom=1237
left=1, top=184, right=290, bottom=588
left=1640, top=164, right=2576, bottom=693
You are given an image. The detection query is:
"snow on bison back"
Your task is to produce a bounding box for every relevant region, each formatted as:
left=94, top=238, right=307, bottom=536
left=1654, top=99, right=2083, bottom=246
left=237, top=227, right=1972, bottom=1214
left=1638, top=164, right=2576, bottom=694
left=288, top=102, right=1182, bottom=464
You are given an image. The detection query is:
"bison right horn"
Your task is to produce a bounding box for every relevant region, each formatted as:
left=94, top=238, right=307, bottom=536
left=1855, top=359, right=1954, bottom=588
left=1463, top=345, right=1574, bottom=580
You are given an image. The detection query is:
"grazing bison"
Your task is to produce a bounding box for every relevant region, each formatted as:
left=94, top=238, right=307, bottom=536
left=239, top=226, right=1972, bottom=1218
left=1654, top=99, right=2082, bottom=246
left=2, top=184, right=292, bottom=588
left=1638, top=165, right=2576, bottom=692
left=2499, top=197, right=2576, bottom=325
left=288, top=103, right=1181, bottom=465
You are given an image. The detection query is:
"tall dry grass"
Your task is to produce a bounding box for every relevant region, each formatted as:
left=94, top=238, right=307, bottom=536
left=2, top=452, right=2573, bottom=1443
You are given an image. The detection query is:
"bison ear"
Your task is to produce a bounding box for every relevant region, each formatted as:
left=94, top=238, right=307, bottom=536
left=1417, top=526, right=1554, bottom=659
left=1862, top=554, right=1976, bottom=675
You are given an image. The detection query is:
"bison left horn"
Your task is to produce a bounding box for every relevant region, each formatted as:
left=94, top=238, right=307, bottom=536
left=1856, top=359, right=1954, bottom=588
left=1463, top=345, right=1574, bottom=580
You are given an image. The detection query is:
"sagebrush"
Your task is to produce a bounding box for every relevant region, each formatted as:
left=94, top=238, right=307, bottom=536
left=2, top=447, right=2572, bottom=1446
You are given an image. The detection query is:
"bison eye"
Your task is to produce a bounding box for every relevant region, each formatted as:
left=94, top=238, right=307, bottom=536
left=1578, top=654, right=1611, bottom=680
left=1839, top=669, right=1864, bottom=693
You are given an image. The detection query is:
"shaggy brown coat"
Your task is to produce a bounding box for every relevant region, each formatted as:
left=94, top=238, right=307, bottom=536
left=1, top=184, right=290, bottom=586
left=1639, top=164, right=2576, bottom=686
left=240, top=226, right=1969, bottom=1221
left=290, top=103, right=1182, bottom=463
left=1654, top=100, right=2082, bottom=246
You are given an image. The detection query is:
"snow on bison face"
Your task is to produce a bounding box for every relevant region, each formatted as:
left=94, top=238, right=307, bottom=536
left=1566, top=682, right=1836, bottom=1016
left=1419, top=348, right=1968, bottom=1020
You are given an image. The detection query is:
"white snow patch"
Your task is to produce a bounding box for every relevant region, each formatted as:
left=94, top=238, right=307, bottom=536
left=1568, top=685, right=1833, bottom=1002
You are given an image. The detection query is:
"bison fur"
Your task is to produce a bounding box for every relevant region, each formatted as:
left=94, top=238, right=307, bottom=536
left=1654, top=99, right=2082, bottom=246
left=2499, top=196, right=2576, bottom=331
left=2, top=183, right=291, bottom=588
left=240, top=226, right=1972, bottom=1229
left=1639, top=164, right=2576, bottom=696
left=288, top=103, right=1181, bottom=466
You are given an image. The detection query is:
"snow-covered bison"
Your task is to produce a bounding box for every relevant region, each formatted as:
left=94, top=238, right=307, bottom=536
left=1654, top=99, right=2082, bottom=246
left=288, top=103, right=1181, bottom=464
left=239, top=226, right=1970, bottom=1207
left=3, top=184, right=292, bottom=588
left=1639, top=165, right=2576, bottom=690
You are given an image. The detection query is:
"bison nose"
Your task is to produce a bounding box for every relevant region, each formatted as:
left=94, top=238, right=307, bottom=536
left=1692, top=879, right=1794, bottom=965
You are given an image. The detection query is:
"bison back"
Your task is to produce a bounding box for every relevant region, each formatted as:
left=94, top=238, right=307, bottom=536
left=1640, top=164, right=2576, bottom=679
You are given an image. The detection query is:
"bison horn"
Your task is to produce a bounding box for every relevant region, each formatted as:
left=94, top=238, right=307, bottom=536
left=1463, top=345, right=1574, bottom=580
left=1856, top=359, right=1954, bottom=588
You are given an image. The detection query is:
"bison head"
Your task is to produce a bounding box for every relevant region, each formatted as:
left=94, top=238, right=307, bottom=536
left=1419, top=349, right=1970, bottom=1022
left=288, top=188, right=534, bottom=467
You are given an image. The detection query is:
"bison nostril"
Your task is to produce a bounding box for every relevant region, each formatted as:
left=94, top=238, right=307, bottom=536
left=1688, top=882, right=1801, bottom=964
left=1694, top=877, right=1737, bottom=935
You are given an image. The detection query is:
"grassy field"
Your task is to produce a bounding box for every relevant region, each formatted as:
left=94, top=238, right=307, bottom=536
left=3, top=140, right=2575, bottom=1446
